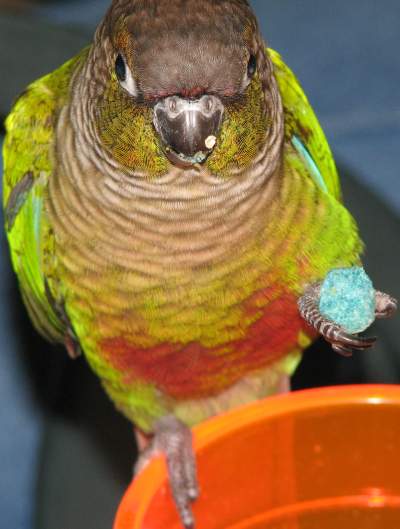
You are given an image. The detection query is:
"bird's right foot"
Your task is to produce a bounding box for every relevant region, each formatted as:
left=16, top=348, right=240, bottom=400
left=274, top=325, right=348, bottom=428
left=135, top=416, right=199, bottom=529
left=298, top=283, right=377, bottom=357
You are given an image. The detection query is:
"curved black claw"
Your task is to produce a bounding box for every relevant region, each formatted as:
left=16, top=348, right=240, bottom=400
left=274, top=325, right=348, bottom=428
left=375, top=291, right=398, bottom=319
left=331, top=343, right=354, bottom=358
left=135, top=416, right=198, bottom=529
left=298, top=284, right=377, bottom=356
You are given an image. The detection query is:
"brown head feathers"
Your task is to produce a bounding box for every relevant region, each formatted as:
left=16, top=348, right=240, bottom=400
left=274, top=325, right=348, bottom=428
left=103, top=0, right=260, bottom=100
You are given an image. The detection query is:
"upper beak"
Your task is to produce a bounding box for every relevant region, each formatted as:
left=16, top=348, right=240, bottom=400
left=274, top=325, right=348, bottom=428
left=153, top=94, right=224, bottom=167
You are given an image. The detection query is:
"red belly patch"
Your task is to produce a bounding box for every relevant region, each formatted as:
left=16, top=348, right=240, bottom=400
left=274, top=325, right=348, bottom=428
left=101, top=290, right=312, bottom=399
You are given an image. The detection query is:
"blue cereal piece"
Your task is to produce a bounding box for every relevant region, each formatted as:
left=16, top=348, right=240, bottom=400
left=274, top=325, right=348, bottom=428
left=319, top=267, right=376, bottom=333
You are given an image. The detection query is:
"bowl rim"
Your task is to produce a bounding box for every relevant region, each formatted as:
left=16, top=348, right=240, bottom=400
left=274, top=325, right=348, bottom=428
left=114, top=384, right=400, bottom=528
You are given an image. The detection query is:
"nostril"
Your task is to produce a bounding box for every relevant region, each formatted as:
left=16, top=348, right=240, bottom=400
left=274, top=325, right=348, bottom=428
left=204, top=96, right=213, bottom=113
left=168, top=97, right=177, bottom=114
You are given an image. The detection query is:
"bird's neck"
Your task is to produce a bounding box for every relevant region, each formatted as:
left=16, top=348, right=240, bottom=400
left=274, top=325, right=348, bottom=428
left=55, top=98, right=284, bottom=267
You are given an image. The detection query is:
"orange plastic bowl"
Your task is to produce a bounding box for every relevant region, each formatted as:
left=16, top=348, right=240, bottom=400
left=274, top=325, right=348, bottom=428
left=114, top=385, right=400, bottom=529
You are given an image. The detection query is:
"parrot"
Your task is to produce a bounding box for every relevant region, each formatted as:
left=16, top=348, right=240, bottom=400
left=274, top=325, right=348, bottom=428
left=2, top=0, right=397, bottom=526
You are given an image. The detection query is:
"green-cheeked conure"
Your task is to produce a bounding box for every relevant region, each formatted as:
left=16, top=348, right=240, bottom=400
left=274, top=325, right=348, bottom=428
left=2, top=0, right=396, bottom=526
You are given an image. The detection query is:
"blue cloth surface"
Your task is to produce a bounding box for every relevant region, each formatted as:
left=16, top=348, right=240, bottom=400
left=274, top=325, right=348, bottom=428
left=0, top=141, right=43, bottom=529
left=1, top=1, right=399, bottom=528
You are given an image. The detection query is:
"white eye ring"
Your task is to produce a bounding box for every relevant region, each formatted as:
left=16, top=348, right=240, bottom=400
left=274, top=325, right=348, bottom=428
left=115, top=53, right=139, bottom=98
left=241, top=54, right=257, bottom=91
left=120, top=63, right=139, bottom=97
left=242, top=74, right=252, bottom=90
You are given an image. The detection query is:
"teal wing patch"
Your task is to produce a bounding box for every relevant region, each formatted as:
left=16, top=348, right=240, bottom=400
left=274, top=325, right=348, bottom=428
left=291, top=135, right=328, bottom=194
left=268, top=48, right=341, bottom=200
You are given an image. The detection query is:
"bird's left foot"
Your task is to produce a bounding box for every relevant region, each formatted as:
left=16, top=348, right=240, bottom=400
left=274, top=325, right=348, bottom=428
left=298, top=283, right=386, bottom=357
left=134, top=416, right=199, bottom=529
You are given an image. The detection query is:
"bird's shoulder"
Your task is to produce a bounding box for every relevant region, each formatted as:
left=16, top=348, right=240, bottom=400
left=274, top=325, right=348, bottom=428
left=269, top=48, right=341, bottom=200
left=3, top=46, right=89, bottom=200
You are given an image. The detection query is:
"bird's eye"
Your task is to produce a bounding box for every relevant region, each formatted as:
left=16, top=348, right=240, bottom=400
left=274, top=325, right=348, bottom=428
left=115, top=54, right=126, bottom=82
left=115, top=53, right=139, bottom=98
left=247, top=54, right=257, bottom=79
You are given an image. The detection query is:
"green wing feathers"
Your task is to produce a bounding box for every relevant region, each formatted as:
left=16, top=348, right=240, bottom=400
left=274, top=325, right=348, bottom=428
left=269, top=48, right=341, bottom=200
left=2, top=51, right=88, bottom=342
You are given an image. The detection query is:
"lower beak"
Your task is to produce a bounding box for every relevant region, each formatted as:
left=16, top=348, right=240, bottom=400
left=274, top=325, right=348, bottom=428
left=153, top=95, right=224, bottom=167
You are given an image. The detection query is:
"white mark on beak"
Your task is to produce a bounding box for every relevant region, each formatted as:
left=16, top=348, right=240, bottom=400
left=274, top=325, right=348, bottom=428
left=205, top=135, right=217, bottom=150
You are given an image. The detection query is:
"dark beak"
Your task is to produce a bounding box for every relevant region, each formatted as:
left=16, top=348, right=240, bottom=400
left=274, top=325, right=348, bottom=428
left=153, top=95, right=224, bottom=167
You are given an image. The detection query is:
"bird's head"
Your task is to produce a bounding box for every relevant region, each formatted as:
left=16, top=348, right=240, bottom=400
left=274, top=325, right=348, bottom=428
left=86, top=0, right=282, bottom=178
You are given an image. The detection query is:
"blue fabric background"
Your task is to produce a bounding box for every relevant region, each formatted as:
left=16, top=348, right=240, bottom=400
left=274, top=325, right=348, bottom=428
left=0, top=1, right=399, bottom=528
left=0, top=146, right=44, bottom=529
